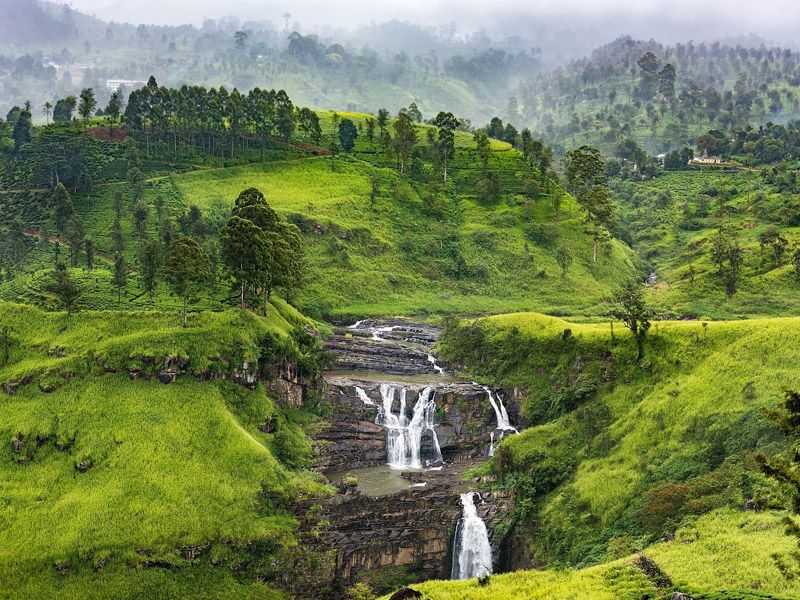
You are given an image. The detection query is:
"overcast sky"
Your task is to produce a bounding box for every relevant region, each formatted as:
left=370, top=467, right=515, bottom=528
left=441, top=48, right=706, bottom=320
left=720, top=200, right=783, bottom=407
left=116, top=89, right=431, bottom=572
left=62, top=0, right=800, bottom=45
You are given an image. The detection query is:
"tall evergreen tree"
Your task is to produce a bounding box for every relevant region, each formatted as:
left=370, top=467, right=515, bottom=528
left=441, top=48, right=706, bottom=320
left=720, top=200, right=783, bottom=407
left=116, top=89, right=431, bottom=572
left=433, top=111, right=458, bottom=183
left=113, top=253, right=128, bottom=304
left=338, top=118, right=358, bottom=153
left=163, top=237, right=211, bottom=327
left=65, top=216, right=85, bottom=267
left=78, top=88, right=97, bottom=123
left=51, top=183, right=74, bottom=234
left=138, top=238, right=162, bottom=303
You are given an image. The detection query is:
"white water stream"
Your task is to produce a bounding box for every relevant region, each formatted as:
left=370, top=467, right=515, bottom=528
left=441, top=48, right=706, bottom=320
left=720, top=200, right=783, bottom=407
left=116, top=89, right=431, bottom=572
left=451, top=492, right=493, bottom=580
left=479, top=385, right=518, bottom=433
left=354, top=386, right=376, bottom=406
left=376, top=384, right=442, bottom=469
left=427, top=354, right=445, bottom=374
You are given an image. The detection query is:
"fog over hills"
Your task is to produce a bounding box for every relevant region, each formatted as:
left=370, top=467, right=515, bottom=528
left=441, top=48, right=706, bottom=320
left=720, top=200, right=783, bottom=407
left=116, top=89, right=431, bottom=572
left=61, top=0, right=800, bottom=48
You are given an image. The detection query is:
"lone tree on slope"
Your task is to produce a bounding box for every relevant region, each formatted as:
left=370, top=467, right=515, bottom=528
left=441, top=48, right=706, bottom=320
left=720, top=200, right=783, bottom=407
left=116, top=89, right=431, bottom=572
left=612, top=281, right=651, bottom=362
left=338, top=118, right=358, bottom=153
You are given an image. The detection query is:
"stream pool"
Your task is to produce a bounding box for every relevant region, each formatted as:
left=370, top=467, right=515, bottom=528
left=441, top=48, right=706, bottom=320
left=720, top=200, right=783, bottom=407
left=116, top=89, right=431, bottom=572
left=326, top=465, right=424, bottom=497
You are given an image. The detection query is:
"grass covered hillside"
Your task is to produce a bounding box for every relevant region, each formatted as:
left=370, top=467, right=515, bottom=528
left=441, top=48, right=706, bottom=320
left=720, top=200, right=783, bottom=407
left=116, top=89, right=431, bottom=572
left=170, top=155, right=635, bottom=318
left=0, top=113, right=639, bottom=319
left=613, top=167, right=800, bottom=319
left=0, top=300, right=333, bottom=599
left=439, top=312, right=800, bottom=583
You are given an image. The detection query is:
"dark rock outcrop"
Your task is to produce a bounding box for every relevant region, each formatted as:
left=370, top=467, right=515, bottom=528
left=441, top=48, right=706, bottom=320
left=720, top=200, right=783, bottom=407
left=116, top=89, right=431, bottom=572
left=306, top=483, right=511, bottom=587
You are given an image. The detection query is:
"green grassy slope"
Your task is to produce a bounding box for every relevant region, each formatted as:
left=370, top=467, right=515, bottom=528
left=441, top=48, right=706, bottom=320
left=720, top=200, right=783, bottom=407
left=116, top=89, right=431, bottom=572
left=0, top=301, right=329, bottom=598
left=0, top=114, right=640, bottom=319
left=393, top=509, right=799, bottom=599
left=613, top=168, right=800, bottom=319
left=439, top=313, right=799, bottom=576
left=171, top=155, right=637, bottom=317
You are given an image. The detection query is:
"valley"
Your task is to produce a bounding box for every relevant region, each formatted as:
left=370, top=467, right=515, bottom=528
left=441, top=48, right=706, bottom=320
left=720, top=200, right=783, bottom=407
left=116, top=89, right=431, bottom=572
left=3, top=2, right=800, bottom=598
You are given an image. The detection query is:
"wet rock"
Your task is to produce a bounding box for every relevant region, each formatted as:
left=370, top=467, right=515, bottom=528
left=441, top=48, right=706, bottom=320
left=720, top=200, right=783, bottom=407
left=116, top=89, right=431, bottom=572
left=304, top=481, right=512, bottom=586
left=158, top=370, right=177, bottom=384
left=325, top=336, right=440, bottom=375
left=265, top=363, right=307, bottom=406
left=325, top=320, right=443, bottom=376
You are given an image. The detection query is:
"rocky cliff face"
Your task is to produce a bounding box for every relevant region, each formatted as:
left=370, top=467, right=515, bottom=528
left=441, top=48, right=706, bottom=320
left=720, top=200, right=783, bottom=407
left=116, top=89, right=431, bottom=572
left=298, top=320, right=525, bottom=596
left=306, top=483, right=512, bottom=590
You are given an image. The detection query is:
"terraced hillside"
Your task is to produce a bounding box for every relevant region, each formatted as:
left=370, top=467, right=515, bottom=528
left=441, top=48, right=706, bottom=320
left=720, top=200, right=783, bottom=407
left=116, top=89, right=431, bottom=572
left=613, top=169, right=800, bottom=319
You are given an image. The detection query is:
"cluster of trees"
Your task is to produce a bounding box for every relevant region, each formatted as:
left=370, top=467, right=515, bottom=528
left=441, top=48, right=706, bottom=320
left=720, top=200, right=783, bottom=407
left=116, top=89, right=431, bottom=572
left=35, top=137, right=305, bottom=324
left=123, top=77, right=311, bottom=159
left=353, top=106, right=463, bottom=184
left=605, top=137, right=663, bottom=180
left=515, top=37, right=800, bottom=153
left=477, top=116, right=553, bottom=199
left=696, top=121, right=800, bottom=164
left=220, top=187, right=304, bottom=314
left=4, top=125, right=106, bottom=190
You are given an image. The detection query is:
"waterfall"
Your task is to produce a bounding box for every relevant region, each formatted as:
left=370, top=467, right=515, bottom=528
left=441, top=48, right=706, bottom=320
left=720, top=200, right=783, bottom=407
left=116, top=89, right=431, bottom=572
left=427, top=354, right=445, bottom=374
left=451, top=492, right=493, bottom=580
left=487, top=431, right=494, bottom=457
left=479, top=385, right=518, bottom=432
left=354, top=386, right=375, bottom=406
left=349, top=319, right=365, bottom=329
left=376, top=384, right=442, bottom=469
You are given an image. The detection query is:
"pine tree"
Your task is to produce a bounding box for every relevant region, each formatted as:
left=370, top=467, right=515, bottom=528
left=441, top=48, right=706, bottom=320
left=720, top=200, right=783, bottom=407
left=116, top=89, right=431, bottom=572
left=138, top=239, right=162, bottom=304
left=65, top=216, right=85, bottom=267
left=51, top=183, right=74, bottom=234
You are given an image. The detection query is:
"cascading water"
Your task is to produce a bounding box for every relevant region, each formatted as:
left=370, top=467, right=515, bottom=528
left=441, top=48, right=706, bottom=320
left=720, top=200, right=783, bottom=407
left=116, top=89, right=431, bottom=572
left=376, top=384, right=442, bottom=469
left=479, top=385, right=518, bottom=432
left=354, top=386, right=375, bottom=406
left=427, top=354, right=445, bottom=374
left=451, top=492, right=493, bottom=580
left=487, top=431, right=494, bottom=457
left=371, top=325, right=399, bottom=341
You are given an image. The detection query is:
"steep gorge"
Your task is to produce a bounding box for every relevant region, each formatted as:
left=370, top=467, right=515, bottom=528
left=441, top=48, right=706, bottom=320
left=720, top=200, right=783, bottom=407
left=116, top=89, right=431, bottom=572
left=304, top=320, right=526, bottom=594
